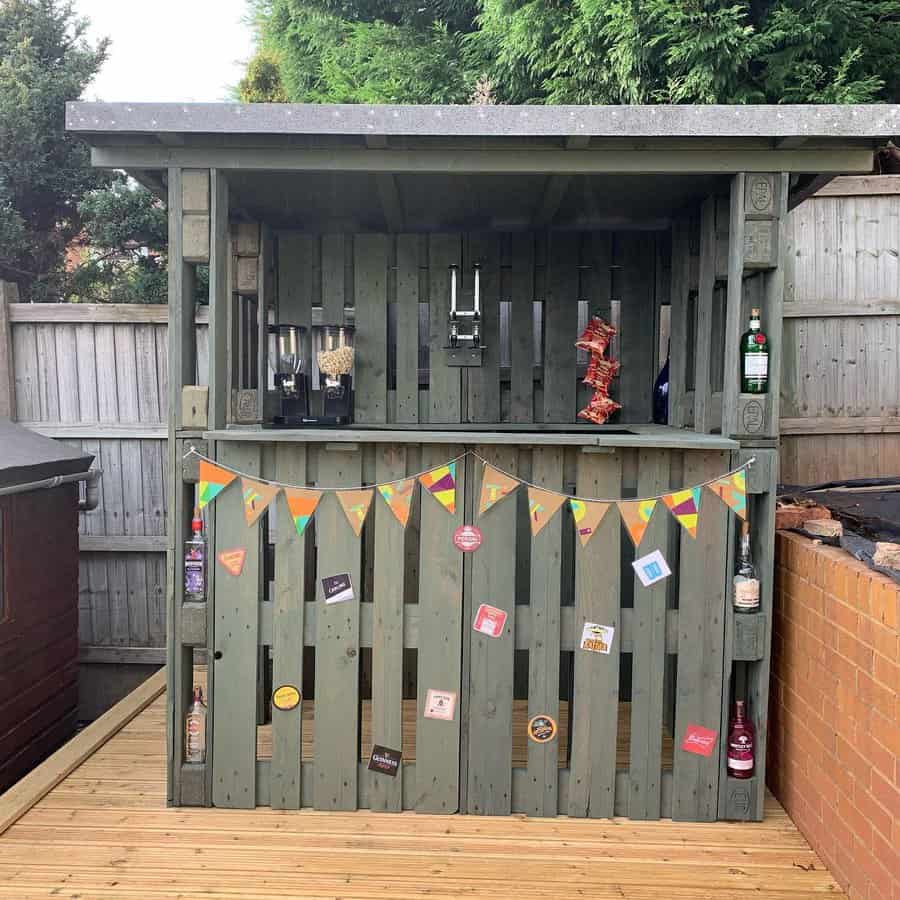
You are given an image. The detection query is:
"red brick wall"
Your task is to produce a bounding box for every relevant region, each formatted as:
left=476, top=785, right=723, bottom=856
left=769, top=532, right=899, bottom=900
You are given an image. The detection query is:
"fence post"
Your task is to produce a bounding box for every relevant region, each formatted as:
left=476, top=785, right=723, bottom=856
left=0, top=280, right=18, bottom=420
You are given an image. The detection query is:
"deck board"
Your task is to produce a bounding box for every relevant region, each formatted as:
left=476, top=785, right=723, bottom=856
left=0, top=680, right=843, bottom=899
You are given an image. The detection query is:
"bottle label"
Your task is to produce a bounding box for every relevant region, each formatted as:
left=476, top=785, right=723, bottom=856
left=728, top=735, right=754, bottom=770
left=734, top=579, right=760, bottom=609
left=743, top=353, right=768, bottom=378
left=185, top=560, right=205, bottom=596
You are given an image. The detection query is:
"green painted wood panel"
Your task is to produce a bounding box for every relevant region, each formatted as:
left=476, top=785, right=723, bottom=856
left=415, top=443, right=464, bottom=813
left=353, top=234, right=389, bottom=424
left=277, top=233, right=315, bottom=376
left=207, top=169, right=229, bottom=430
left=313, top=446, right=362, bottom=811
left=542, top=235, right=579, bottom=423
left=618, top=233, right=656, bottom=424
left=270, top=443, right=308, bottom=810
left=427, top=235, right=462, bottom=424
left=465, top=234, right=501, bottom=423
left=369, top=444, right=408, bottom=812
left=672, top=450, right=728, bottom=821
left=508, top=234, right=534, bottom=423
left=321, top=234, right=346, bottom=324
left=694, top=197, right=717, bottom=433
left=395, top=235, right=420, bottom=424
left=211, top=441, right=261, bottom=809
left=466, top=446, right=518, bottom=815
left=525, top=447, right=564, bottom=816
left=568, top=449, right=622, bottom=818
left=627, top=449, right=670, bottom=820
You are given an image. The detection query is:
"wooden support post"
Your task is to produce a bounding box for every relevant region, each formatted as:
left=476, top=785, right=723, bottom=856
left=694, top=197, right=716, bottom=433
left=667, top=219, right=690, bottom=428
left=764, top=175, right=789, bottom=429
left=722, top=174, right=746, bottom=438
left=0, top=280, right=17, bottom=420
left=208, top=170, right=229, bottom=430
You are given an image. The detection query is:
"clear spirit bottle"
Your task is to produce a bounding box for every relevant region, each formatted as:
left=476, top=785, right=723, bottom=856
left=185, top=686, right=207, bottom=763
left=733, top=521, right=760, bottom=613
left=740, top=307, right=768, bottom=393
left=184, top=507, right=206, bottom=603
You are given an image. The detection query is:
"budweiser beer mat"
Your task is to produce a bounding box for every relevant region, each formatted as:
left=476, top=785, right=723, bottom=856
left=472, top=603, right=508, bottom=638
left=681, top=724, right=718, bottom=757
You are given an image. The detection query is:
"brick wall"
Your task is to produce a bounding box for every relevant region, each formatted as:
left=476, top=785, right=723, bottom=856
left=769, top=532, right=899, bottom=900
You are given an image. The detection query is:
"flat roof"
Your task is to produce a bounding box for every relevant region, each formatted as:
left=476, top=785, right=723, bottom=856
left=67, top=101, right=900, bottom=140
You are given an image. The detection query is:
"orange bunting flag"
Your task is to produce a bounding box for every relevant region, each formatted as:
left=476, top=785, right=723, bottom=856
left=337, top=489, right=374, bottom=537
left=419, top=463, right=457, bottom=514
left=241, top=477, right=280, bottom=527
left=198, top=460, right=237, bottom=509
left=618, top=499, right=658, bottom=548
left=477, top=464, right=520, bottom=517
left=283, top=487, right=322, bottom=538
left=569, top=498, right=612, bottom=547
left=708, top=470, right=747, bottom=520
left=661, top=487, right=702, bottom=538
left=377, top=478, right=416, bottom=528
left=527, top=486, right=567, bottom=536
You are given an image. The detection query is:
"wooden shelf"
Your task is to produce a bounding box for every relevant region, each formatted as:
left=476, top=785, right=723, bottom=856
left=203, top=423, right=739, bottom=451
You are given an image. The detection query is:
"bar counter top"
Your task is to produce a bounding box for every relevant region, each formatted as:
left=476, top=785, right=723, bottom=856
left=202, top=424, right=739, bottom=451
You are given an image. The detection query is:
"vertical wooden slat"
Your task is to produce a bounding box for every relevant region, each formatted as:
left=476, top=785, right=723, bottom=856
left=765, top=174, right=790, bottom=429
left=568, top=449, right=622, bottom=818
left=370, top=445, right=407, bottom=812
left=0, top=281, right=16, bottom=420
left=467, top=446, right=517, bottom=815
left=415, top=443, right=464, bottom=813
left=465, top=234, right=502, bottom=423
left=542, top=235, right=578, bottom=423
left=277, top=232, right=314, bottom=372
left=257, top=224, right=275, bottom=417
left=270, top=443, right=308, bottom=810
left=618, top=233, right=655, bottom=423
left=721, top=175, right=746, bottom=438
left=508, top=233, right=535, bottom=423
left=694, top=196, right=716, bottom=434
left=628, top=449, right=670, bottom=820
left=321, top=234, right=345, bottom=324
left=354, top=234, right=389, bottom=424
left=313, top=447, right=362, bottom=811
left=395, top=235, right=419, bottom=424
left=211, top=441, right=261, bottom=809
left=668, top=218, right=691, bottom=428
left=54, top=324, right=79, bottom=423
left=207, top=170, right=229, bottom=430
left=526, top=447, right=563, bottom=817
left=427, top=235, right=462, bottom=424
left=672, top=451, right=728, bottom=821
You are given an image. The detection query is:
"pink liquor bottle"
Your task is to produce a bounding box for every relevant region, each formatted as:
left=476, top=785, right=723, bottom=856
left=727, top=699, right=755, bottom=779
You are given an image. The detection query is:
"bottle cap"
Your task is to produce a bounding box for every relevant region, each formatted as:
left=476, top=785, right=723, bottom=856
left=750, top=307, right=761, bottom=317
left=192, top=505, right=202, bottom=532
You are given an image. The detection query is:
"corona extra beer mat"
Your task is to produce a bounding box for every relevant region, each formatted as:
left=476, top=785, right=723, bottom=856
left=271, top=684, right=301, bottom=711
left=580, top=622, right=614, bottom=654
left=527, top=714, right=558, bottom=744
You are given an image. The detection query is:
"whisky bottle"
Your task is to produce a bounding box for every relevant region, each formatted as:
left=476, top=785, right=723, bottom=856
left=727, top=699, right=754, bottom=779
left=740, top=307, right=768, bottom=393
left=184, top=507, right=206, bottom=602
left=185, top=686, right=207, bottom=763
left=733, top=521, right=760, bottom=613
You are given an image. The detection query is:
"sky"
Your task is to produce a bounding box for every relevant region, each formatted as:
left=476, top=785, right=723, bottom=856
left=77, top=0, right=256, bottom=103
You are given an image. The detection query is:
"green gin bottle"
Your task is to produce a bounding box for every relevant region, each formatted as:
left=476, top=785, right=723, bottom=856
left=740, top=307, right=768, bottom=394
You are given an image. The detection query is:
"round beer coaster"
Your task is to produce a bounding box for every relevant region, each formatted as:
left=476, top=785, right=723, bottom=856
left=272, top=684, right=301, bottom=711
left=527, top=714, right=558, bottom=744
left=453, top=525, right=483, bottom=553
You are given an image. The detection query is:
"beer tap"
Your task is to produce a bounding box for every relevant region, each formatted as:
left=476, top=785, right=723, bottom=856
left=444, top=263, right=485, bottom=366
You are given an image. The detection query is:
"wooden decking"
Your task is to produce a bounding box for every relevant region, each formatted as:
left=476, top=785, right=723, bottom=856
left=0, top=673, right=843, bottom=900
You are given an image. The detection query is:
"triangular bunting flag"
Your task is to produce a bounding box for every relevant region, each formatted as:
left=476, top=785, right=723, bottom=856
left=283, top=487, right=322, bottom=537
left=708, top=470, right=747, bottom=520
left=198, top=460, right=237, bottom=509
left=377, top=478, right=416, bottom=528
left=419, top=463, right=457, bottom=515
left=662, top=487, right=702, bottom=538
left=569, top=498, right=611, bottom=547
left=337, top=489, right=374, bottom=537
left=527, top=486, right=567, bottom=536
left=478, top=464, right=520, bottom=517
left=241, top=477, right=280, bottom=527
left=618, top=499, right=658, bottom=548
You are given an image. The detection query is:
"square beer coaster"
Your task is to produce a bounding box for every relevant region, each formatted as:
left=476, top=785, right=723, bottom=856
left=322, top=573, right=354, bottom=604
left=681, top=724, right=718, bottom=757
left=423, top=689, right=457, bottom=721
left=580, top=622, right=614, bottom=654
left=632, top=549, right=672, bottom=587
left=368, top=745, right=401, bottom=777
left=473, top=603, right=508, bottom=638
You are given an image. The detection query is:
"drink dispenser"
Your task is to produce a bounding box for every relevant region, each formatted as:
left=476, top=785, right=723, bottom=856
left=268, top=323, right=309, bottom=426
left=313, top=324, right=355, bottom=425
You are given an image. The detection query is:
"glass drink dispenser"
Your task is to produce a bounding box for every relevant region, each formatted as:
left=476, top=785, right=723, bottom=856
left=313, top=324, right=355, bottom=425
left=268, top=323, right=310, bottom=426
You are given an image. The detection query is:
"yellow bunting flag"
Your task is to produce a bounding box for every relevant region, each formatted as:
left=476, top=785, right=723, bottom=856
left=241, top=478, right=280, bottom=527
left=661, top=487, right=702, bottom=539
left=618, top=499, right=658, bottom=548
left=708, top=470, right=747, bottom=520
left=198, top=460, right=237, bottom=509
left=477, top=463, right=520, bottom=517
left=337, top=489, right=374, bottom=537
left=419, top=463, right=457, bottom=514
left=377, top=478, right=416, bottom=528
left=283, top=487, right=322, bottom=538
left=527, top=486, right=567, bottom=537
left=569, top=498, right=611, bottom=547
